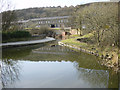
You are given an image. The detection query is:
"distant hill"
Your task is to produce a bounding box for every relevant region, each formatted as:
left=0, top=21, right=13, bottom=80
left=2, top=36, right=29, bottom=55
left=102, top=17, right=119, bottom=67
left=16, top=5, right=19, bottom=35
left=14, top=2, right=117, bottom=21
left=15, top=6, right=75, bottom=20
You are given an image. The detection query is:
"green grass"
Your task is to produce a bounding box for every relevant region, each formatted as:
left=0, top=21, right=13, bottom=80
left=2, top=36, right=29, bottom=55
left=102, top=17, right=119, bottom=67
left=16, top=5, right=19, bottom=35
left=69, top=35, right=80, bottom=38
left=62, top=38, right=88, bottom=47
left=61, top=33, right=94, bottom=49
left=61, top=32, right=118, bottom=57
left=69, top=32, right=94, bottom=39
left=81, top=32, right=94, bottom=38
left=50, top=28, right=61, bottom=30
left=62, top=32, right=94, bottom=46
left=25, top=28, right=33, bottom=30
left=118, top=54, right=120, bottom=58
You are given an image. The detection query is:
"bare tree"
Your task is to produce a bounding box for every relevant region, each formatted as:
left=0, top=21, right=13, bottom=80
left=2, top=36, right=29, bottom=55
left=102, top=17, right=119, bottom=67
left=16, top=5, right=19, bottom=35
left=2, top=10, right=17, bottom=31
left=69, top=6, right=84, bottom=36
left=1, top=0, right=17, bottom=31
left=0, top=0, right=15, bottom=13
left=86, top=2, right=118, bottom=46
left=74, top=2, right=118, bottom=46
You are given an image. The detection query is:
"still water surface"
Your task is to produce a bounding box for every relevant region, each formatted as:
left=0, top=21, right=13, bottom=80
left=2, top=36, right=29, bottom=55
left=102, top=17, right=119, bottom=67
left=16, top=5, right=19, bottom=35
left=2, top=41, right=118, bottom=88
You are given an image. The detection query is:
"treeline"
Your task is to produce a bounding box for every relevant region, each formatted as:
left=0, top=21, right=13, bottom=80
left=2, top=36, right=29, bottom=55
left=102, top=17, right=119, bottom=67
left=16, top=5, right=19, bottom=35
left=71, top=2, right=119, bottom=47
left=15, top=6, right=75, bottom=20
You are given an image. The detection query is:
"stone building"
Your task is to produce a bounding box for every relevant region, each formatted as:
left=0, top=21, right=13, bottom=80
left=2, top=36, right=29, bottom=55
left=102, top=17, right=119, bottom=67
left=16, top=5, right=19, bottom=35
left=18, top=16, right=70, bottom=28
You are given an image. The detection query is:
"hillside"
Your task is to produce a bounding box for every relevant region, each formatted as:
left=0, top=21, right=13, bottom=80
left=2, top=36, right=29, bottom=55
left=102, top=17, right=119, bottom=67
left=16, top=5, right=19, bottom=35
left=15, top=6, right=75, bottom=20
left=14, top=2, right=93, bottom=20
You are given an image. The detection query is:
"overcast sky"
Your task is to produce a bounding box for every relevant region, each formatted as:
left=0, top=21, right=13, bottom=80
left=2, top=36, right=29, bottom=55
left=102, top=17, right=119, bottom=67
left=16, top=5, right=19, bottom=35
left=11, top=0, right=110, bottom=10
left=1, top=0, right=110, bottom=11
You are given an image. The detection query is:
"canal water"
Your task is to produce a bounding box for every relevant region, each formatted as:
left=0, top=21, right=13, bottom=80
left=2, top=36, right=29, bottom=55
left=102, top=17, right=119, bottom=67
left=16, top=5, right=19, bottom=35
left=1, top=40, right=119, bottom=88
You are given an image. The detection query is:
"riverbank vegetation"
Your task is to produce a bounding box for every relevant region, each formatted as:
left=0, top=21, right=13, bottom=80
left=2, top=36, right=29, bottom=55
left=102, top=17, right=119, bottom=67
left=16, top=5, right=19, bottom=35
left=61, top=32, right=118, bottom=71
left=71, top=2, right=118, bottom=46
left=61, top=2, right=119, bottom=71
left=2, top=30, right=32, bottom=43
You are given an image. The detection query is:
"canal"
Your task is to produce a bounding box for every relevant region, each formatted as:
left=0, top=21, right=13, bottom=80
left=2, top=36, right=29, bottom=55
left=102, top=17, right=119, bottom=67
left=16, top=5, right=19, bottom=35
left=1, top=40, right=119, bottom=88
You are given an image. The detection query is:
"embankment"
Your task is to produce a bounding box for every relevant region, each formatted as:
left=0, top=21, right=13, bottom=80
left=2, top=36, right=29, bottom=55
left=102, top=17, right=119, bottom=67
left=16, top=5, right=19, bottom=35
left=58, top=40, right=119, bottom=72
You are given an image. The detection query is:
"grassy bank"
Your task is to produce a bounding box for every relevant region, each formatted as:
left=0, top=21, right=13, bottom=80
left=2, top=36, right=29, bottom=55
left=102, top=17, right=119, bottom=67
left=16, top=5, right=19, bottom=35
left=60, top=33, right=118, bottom=72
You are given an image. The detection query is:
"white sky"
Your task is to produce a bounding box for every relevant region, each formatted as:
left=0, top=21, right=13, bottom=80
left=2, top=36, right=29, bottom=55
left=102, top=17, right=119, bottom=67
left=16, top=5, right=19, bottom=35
left=1, top=0, right=110, bottom=11
left=12, top=0, right=110, bottom=10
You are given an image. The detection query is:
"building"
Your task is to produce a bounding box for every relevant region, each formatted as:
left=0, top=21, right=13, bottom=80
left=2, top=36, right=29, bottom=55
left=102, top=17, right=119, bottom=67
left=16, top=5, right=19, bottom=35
left=18, top=16, right=70, bottom=29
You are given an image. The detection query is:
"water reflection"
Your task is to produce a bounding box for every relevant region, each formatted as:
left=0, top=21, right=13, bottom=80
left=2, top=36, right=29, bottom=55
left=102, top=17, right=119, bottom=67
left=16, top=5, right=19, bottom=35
left=1, top=59, right=20, bottom=87
left=2, top=44, right=44, bottom=60
left=0, top=60, right=2, bottom=89
left=74, top=62, right=109, bottom=88
left=2, top=42, right=119, bottom=88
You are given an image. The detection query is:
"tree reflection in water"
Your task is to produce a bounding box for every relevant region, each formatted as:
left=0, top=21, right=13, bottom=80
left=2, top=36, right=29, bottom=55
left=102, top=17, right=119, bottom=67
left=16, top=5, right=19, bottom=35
left=73, top=61, right=109, bottom=88
left=1, top=59, right=20, bottom=88
left=73, top=61, right=118, bottom=88
left=0, top=60, right=2, bottom=89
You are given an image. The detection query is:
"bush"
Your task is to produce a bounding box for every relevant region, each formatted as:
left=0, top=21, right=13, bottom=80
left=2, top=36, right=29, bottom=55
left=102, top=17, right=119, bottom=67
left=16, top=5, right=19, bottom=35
left=2, top=30, right=31, bottom=41
left=30, top=26, right=56, bottom=37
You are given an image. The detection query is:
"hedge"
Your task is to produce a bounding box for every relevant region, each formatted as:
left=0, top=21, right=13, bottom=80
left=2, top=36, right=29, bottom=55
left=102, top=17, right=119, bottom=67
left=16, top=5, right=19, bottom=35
left=2, top=30, right=31, bottom=41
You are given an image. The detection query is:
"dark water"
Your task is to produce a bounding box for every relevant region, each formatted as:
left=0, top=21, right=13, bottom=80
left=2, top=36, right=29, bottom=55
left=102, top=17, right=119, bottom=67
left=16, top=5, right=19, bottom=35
left=1, top=41, right=119, bottom=88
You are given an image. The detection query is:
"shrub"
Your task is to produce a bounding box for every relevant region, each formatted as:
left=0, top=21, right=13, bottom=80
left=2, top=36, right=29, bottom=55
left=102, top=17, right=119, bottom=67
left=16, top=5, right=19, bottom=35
left=2, top=30, right=31, bottom=41
left=30, top=26, right=56, bottom=37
